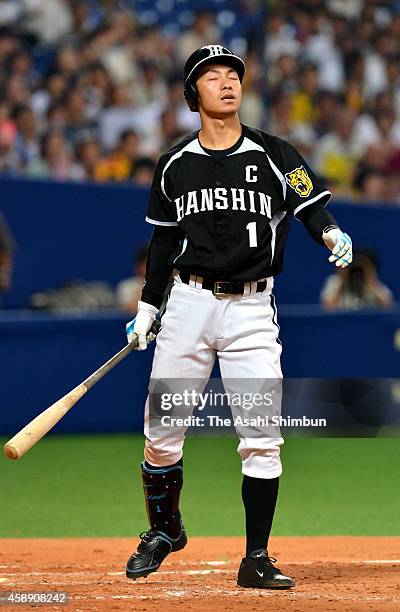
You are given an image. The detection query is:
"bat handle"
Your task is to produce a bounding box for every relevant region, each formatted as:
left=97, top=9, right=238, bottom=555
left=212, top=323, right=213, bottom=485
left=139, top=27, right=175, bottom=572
left=82, top=319, right=161, bottom=390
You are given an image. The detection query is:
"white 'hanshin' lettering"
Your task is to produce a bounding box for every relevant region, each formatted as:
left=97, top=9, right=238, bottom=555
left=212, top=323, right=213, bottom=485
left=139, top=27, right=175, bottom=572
left=174, top=188, right=273, bottom=221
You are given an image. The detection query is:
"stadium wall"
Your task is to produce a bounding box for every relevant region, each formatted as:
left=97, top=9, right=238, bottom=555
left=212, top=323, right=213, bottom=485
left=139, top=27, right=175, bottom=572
left=0, top=177, right=399, bottom=308
left=1, top=307, right=400, bottom=435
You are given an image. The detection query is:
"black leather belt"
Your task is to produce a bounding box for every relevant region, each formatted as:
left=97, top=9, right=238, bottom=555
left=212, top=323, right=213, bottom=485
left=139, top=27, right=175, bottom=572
left=179, top=271, right=267, bottom=297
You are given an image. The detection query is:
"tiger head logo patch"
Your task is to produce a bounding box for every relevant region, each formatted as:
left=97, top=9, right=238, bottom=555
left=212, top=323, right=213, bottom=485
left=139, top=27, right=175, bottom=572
left=285, top=166, right=313, bottom=198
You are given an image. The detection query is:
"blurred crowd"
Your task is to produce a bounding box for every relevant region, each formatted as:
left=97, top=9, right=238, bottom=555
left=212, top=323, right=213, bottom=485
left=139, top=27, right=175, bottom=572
left=0, top=0, right=398, bottom=203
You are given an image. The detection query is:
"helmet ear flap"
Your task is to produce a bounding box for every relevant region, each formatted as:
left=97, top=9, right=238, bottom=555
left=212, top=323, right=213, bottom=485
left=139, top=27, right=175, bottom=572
left=184, top=82, right=199, bottom=112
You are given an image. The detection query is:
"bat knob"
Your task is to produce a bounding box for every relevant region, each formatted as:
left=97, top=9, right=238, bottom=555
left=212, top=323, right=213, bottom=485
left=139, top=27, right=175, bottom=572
left=3, top=444, right=18, bottom=460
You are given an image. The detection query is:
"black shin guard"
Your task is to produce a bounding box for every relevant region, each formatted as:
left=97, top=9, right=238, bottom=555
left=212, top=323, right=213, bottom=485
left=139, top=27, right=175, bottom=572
left=141, top=460, right=183, bottom=538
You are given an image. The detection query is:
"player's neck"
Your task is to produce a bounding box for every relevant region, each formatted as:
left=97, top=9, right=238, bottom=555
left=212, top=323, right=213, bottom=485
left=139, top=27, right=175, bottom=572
left=198, top=114, right=242, bottom=150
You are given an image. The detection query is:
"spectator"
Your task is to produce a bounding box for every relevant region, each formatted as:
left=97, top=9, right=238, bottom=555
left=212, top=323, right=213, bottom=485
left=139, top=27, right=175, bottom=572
left=159, top=106, right=187, bottom=151
left=46, top=101, right=67, bottom=131
left=23, top=0, right=73, bottom=47
left=135, top=25, right=171, bottom=68
left=161, top=75, right=199, bottom=137
left=313, top=106, right=362, bottom=196
left=290, top=61, right=319, bottom=126
left=5, top=74, right=31, bottom=107
left=0, top=211, right=14, bottom=299
left=84, top=62, right=112, bottom=119
left=131, top=157, right=156, bottom=187
left=176, top=10, right=221, bottom=64
left=12, top=104, right=40, bottom=170
left=314, top=91, right=338, bottom=138
left=0, top=1, right=22, bottom=26
left=267, top=90, right=316, bottom=157
left=101, top=82, right=163, bottom=156
left=133, top=61, right=167, bottom=108
left=0, top=98, right=16, bottom=151
left=0, top=28, right=18, bottom=70
left=353, top=168, right=387, bottom=203
left=382, top=171, right=400, bottom=205
left=0, top=0, right=397, bottom=200
left=352, top=137, right=400, bottom=204
left=95, top=128, right=139, bottom=182
left=353, top=92, right=400, bottom=153
left=96, top=12, right=136, bottom=85
left=268, top=54, right=298, bottom=96
left=64, top=88, right=97, bottom=146
left=99, top=84, right=135, bottom=151
left=26, top=130, right=73, bottom=180
left=320, top=249, right=394, bottom=310
left=363, top=31, right=391, bottom=102
left=303, top=10, right=344, bottom=93
left=387, top=55, right=400, bottom=117
left=69, top=1, right=97, bottom=43
left=6, top=48, right=36, bottom=88
left=30, top=72, right=69, bottom=120
left=119, top=129, right=139, bottom=165
left=263, top=10, right=299, bottom=63
left=115, top=245, right=147, bottom=315
left=72, top=134, right=102, bottom=181
left=53, top=45, right=80, bottom=79
left=239, top=53, right=264, bottom=129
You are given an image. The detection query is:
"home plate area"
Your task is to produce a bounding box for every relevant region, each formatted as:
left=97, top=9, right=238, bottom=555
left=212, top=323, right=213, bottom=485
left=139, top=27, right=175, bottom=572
left=0, top=536, right=399, bottom=611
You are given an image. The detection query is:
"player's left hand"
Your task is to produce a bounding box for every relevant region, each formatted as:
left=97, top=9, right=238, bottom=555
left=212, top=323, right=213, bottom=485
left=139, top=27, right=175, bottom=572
left=322, top=227, right=352, bottom=268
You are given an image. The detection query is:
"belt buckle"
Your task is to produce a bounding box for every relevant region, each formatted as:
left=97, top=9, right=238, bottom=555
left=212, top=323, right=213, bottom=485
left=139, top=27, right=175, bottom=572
left=213, top=281, right=231, bottom=297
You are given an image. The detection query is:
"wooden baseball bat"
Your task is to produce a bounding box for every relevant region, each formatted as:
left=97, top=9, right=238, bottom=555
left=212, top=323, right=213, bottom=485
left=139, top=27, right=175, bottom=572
left=3, top=320, right=161, bottom=460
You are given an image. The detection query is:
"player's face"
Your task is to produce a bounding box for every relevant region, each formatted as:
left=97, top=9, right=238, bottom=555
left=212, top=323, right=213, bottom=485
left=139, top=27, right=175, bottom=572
left=195, top=65, right=242, bottom=117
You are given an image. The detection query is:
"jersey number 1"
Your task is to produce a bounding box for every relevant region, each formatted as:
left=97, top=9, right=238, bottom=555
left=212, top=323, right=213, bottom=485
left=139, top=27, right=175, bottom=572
left=246, top=222, right=257, bottom=248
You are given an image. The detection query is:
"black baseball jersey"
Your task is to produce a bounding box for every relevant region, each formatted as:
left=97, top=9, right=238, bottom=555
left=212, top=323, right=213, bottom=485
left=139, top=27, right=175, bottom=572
left=146, top=125, right=331, bottom=280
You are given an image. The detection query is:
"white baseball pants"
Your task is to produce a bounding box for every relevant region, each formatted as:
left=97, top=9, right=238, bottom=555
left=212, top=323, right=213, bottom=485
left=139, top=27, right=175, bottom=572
left=143, top=272, right=284, bottom=479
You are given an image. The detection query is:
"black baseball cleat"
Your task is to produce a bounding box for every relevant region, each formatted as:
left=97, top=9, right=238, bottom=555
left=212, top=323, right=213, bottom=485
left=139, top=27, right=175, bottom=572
left=237, top=550, right=295, bottom=589
left=126, top=527, right=187, bottom=580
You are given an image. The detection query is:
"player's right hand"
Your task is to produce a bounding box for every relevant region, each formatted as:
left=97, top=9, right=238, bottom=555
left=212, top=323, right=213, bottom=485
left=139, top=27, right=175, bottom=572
left=126, top=301, right=158, bottom=350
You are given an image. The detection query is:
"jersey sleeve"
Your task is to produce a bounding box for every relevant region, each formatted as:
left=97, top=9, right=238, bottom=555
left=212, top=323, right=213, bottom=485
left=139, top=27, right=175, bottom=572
left=145, top=155, right=178, bottom=227
left=277, top=140, right=332, bottom=218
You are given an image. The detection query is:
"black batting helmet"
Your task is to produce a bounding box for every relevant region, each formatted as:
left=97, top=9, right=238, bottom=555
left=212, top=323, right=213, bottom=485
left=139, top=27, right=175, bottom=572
left=183, top=45, right=245, bottom=112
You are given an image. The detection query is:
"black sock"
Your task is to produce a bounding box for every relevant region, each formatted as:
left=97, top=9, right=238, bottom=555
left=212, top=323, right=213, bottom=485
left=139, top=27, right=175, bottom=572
left=241, top=475, right=279, bottom=556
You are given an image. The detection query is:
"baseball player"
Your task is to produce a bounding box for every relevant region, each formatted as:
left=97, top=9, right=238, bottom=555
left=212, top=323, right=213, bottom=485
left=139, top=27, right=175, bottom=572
left=125, top=45, right=352, bottom=589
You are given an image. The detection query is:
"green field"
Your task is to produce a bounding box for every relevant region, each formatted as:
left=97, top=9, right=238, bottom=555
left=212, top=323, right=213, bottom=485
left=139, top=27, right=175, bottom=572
left=0, top=435, right=399, bottom=538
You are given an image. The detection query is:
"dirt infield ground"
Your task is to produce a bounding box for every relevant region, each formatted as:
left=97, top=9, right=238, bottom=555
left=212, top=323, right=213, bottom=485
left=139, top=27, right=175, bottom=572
left=0, top=536, right=399, bottom=611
